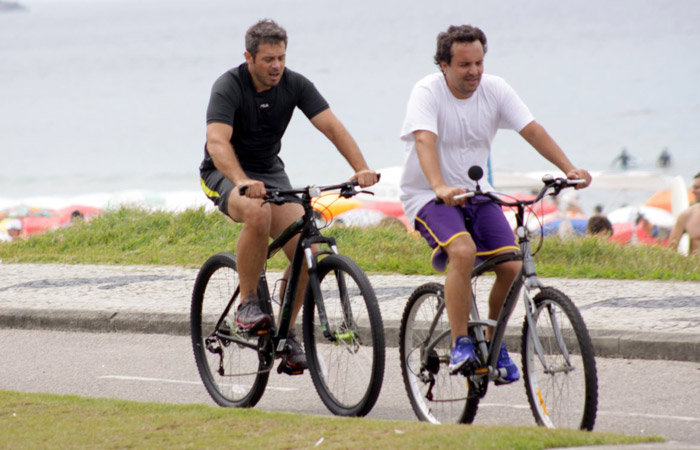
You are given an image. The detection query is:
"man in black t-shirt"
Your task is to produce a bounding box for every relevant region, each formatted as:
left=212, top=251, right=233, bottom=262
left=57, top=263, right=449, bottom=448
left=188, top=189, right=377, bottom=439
left=200, top=19, right=377, bottom=373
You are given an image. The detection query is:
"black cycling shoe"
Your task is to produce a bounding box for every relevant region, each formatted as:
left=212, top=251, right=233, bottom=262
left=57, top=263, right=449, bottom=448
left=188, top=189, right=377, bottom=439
left=235, top=297, right=271, bottom=333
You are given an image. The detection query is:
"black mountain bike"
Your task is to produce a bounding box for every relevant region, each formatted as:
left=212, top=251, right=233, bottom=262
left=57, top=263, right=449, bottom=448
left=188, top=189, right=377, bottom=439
left=399, top=166, right=598, bottom=430
left=191, top=180, right=385, bottom=417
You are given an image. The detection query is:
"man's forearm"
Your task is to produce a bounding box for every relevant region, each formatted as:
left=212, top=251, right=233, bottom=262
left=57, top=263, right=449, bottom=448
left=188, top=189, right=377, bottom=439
left=208, top=141, right=248, bottom=185
left=520, top=121, right=575, bottom=174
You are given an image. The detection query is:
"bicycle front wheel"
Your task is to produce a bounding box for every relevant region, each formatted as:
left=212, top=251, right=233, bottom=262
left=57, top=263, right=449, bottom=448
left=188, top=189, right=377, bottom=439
left=399, top=283, right=476, bottom=424
left=191, top=252, right=270, bottom=408
left=302, top=254, right=385, bottom=417
left=521, top=287, right=598, bottom=430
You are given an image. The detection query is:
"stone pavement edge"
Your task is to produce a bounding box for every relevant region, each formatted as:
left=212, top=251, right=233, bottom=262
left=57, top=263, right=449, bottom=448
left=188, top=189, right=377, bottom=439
left=1, top=263, right=699, bottom=362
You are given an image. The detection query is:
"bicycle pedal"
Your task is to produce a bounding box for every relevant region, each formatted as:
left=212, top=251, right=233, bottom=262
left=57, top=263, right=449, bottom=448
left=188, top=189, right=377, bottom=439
left=235, top=326, right=269, bottom=336
left=474, top=366, right=489, bottom=375
left=277, top=360, right=304, bottom=376
left=453, top=361, right=480, bottom=377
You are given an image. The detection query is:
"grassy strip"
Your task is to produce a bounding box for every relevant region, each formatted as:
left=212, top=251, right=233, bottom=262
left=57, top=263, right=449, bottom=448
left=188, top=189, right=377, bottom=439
left=1, top=207, right=699, bottom=280
left=1, top=390, right=661, bottom=449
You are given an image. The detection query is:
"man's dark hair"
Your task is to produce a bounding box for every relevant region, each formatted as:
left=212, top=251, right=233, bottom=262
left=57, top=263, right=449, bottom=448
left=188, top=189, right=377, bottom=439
left=694, top=172, right=700, bottom=179
left=245, top=19, right=287, bottom=59
left=586, top=215, right=614, bottom=237
left=434, top=25, right=487, bottom=67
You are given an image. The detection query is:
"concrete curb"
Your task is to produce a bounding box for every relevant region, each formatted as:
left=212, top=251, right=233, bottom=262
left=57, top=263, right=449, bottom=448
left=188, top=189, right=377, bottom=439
left=3, top=308, right=699, bottom=362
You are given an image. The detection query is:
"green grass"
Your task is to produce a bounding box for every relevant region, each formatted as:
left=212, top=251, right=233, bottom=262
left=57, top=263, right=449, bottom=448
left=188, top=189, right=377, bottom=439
left=1, top=390, right=661, bottom=449
left=1, top=207, right=699, bottom=281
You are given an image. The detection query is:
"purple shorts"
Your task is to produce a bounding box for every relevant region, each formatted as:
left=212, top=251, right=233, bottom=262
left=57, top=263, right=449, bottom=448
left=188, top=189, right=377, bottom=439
left=414, top=197, right=519, bottom=272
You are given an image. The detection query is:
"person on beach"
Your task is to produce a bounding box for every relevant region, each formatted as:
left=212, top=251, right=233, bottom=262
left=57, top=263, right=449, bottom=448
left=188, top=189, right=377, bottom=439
left=399, top=25, right=591, bottom=381
left=668, top=172, right=700, bottom=256
left=586, top=215, right=613, bottom=238
left=199, top=19, right=378, bottom=373
left=657, top=147, right=672, bottom=168
left=0, top=218, right=23, bottom=242
left=612, top=147, right=633, bottom=170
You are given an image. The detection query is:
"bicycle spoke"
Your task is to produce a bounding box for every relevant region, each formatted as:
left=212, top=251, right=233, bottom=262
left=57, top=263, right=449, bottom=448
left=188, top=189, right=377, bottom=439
left=191, top=253, right=270, bottom=407
left=304, top=254, right=384, bottom=417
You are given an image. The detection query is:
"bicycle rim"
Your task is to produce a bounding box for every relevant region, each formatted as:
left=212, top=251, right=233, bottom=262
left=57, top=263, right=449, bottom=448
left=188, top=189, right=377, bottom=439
left=521, top=287, right=598, bottom=430
left=399, top=283, right=475, bottom=424
left=191, top=252, right=269, bottom=407
left=303, top=254, right=385, bottom=416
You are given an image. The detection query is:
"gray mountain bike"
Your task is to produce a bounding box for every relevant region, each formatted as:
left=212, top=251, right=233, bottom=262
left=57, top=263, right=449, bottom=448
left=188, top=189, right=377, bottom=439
left=399, top=166, right=598, bottom=430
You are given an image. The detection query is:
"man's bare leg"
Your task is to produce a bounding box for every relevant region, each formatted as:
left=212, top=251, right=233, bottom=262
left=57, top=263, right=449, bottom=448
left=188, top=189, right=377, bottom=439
left=443, top=235, right=476, bottom=344
left=226, top=191, right=272, bottom=301
left=486, top=260, right=521, bottom=340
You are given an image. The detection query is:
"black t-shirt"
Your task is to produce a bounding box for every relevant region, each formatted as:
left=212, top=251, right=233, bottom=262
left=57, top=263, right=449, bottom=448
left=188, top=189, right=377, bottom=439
left=200, top=63, right=329, bottom=174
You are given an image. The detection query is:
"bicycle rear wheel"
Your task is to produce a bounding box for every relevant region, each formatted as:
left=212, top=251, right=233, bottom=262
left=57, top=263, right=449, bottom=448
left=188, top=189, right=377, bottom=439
left=191, top=252, right=270, bottom=408
left=521, top=287, right=598, bottom=430
left=399, top=283, right=478, bottom=424
left=302, top=254, right=385, bottom=417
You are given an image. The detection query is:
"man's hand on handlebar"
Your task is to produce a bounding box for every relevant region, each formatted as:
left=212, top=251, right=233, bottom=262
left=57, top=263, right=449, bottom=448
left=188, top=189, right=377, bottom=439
left=566, top=169, right=592, bottom=190
left=238, top=179, right=266, bottom=199
left=350, top=169, right=379, bottom=188
left=435, top=185, right=468, bottom=207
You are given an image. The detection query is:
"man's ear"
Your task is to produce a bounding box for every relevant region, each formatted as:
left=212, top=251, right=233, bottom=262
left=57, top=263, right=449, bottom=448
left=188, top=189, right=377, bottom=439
left=244, top=51, right=253, bottom=64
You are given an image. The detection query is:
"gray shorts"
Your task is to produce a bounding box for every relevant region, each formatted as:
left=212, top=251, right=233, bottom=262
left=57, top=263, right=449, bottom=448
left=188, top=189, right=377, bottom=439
left=199, top=167, right=293, bottom=217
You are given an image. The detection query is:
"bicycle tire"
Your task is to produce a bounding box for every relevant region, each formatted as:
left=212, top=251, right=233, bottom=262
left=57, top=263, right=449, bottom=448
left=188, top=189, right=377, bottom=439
left=302, top=254, right=385, bottom=416
left=521, top=287, right=598, bottom=430
left=191, top=252, right=270, bottom=408
left=399, top=282, right=478, bottom=424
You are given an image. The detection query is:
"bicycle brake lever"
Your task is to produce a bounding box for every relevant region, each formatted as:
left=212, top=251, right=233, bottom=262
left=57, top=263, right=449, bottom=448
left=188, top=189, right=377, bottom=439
left=339, top=185, right=358, bottom=198
left=262, top=192, right=286, bottom=205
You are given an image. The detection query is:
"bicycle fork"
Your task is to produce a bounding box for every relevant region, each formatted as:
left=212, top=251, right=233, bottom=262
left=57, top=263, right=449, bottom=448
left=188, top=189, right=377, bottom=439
left=520, top=240, right=573, bottom=372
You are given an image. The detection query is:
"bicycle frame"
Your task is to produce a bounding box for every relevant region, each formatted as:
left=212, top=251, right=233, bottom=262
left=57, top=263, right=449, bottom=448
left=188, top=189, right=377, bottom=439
left=210, top=189, right=346, bottom=358
left=420, top=185, right=579, bottom=385
left=475, top=200, right=577, bottom=382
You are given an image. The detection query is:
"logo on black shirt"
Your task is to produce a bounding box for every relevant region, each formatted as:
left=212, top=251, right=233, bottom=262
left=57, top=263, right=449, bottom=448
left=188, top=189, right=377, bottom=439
left=259, top=103, right=270, bottom=110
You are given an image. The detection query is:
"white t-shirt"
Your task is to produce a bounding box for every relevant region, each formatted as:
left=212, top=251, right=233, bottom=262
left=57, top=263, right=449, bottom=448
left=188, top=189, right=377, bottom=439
left=399, top=72, right=534, bottom=223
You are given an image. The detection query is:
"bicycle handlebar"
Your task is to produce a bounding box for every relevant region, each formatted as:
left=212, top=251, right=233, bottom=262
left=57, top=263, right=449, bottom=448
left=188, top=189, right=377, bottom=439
left=435, top=171, right=584, bottom=208
left=238, top=173, right=381, bottom=205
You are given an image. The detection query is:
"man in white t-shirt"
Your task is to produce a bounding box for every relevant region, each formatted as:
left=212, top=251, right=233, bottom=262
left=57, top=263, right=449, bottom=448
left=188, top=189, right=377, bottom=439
left=399, top=25, right=591, bottom=381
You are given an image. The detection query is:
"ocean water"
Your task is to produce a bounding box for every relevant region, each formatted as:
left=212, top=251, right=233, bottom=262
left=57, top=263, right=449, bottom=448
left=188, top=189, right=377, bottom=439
left=1, top=0, right=699, bottom=213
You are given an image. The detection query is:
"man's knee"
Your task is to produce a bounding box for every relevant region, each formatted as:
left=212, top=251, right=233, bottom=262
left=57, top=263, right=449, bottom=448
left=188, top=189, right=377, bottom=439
left=228, top=198, right=271, bottom=231
left=446, top=237, right=476, bottom=269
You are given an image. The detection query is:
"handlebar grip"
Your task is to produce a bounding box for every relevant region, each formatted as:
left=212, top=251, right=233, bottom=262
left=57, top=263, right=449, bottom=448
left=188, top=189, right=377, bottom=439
left=434, top=191, right=475, bottom=205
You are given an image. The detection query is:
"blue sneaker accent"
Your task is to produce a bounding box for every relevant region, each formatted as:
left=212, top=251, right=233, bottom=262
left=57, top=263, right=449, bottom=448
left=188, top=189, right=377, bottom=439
left=495, top=343, right=520, bottom=385
left=449, top=335, right=476, bottom=374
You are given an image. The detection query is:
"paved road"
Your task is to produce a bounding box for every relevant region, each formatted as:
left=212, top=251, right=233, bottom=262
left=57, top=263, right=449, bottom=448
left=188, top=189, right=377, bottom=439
left=1, top=329, right=699, bottom=447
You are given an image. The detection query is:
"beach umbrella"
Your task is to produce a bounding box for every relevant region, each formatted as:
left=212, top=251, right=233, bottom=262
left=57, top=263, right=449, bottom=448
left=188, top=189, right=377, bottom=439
left=644, top=189, right=694, bottom=213
left=607, top=205, right=674, bottom=228
left=0, top=204, right=53, bottom=219
left=541, top=218, right=588, bottom=237
left=311, top=193, right=362, bottom=221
